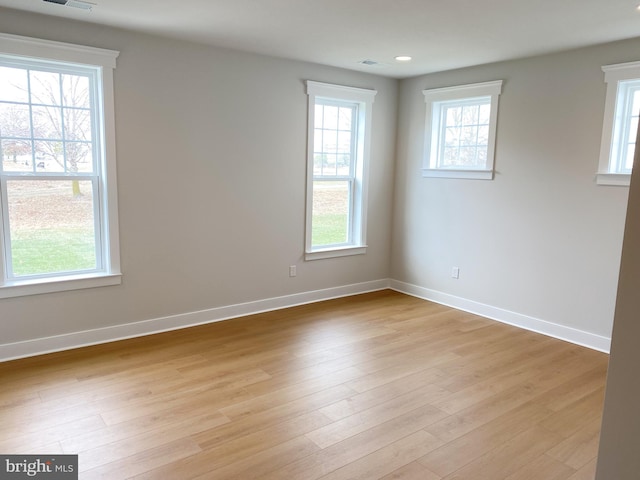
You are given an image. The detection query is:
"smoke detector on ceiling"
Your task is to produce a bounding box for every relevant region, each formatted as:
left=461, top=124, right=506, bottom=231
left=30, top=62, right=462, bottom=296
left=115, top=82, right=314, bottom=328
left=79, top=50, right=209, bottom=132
left=42, top=0, right=95, bottom=11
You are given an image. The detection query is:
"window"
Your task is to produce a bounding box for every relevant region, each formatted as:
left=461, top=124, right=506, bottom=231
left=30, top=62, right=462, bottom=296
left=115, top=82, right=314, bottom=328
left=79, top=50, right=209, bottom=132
left=305, top=81, right=376, bottom=260
left=423, top=81, right=502, bottom=179
left=597, top=61, right=640, bottom=186
left=0, top=33, right=121, bottom=298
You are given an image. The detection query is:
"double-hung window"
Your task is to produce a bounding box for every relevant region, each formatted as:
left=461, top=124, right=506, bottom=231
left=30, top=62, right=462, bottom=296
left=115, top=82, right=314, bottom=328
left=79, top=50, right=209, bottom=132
left=305, top=81, right=376, bottom=260
left=423, top=81, right=502, bottom=180
left=0, top=33, right=121, bottom=298
left=597, top=61, right=640, bottom=186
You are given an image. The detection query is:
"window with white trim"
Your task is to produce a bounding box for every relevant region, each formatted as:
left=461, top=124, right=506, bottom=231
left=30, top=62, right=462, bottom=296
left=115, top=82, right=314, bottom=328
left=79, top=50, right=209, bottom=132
left=423, top=81, right=502, bottom=180
left=305, top=81, right=376, bottom=260
left=597, top=61, right=640, bottom=186
left=0, top=33, right=121, bottom=298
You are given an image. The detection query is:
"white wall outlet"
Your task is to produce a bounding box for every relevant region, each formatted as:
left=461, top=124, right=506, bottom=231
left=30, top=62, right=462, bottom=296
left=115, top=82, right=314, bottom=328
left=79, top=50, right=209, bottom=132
left=452, top=266, right=460, bottom=279
left=289, top=265, right=297, bottom=277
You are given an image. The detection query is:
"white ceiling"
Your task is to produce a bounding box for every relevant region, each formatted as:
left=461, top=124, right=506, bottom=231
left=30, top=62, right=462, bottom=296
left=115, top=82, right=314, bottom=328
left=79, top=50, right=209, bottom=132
left=1, top=0, right=640, bottom=78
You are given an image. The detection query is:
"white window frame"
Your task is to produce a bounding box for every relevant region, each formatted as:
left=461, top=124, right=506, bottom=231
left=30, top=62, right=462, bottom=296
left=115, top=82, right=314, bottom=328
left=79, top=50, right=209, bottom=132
left=422, top=80, right=502, bottom=180
left=0, top=33, right=121, bottom=298
left=305, top=81, right=376, bottom=261
left=597, top=61, right=640, bottom=186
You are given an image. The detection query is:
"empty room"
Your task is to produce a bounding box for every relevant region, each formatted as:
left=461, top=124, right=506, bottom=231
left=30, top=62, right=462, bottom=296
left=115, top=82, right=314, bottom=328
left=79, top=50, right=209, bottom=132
left=0, top=1, right=639, bottom=479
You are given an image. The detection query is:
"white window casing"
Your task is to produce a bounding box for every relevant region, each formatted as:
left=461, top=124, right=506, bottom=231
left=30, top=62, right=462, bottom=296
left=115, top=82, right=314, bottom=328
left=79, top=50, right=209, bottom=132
left=305, top=81, right=376, bottom=261
left=0, top=33, right=121, bottom=298
left=422, top=80, right=502, bottom=180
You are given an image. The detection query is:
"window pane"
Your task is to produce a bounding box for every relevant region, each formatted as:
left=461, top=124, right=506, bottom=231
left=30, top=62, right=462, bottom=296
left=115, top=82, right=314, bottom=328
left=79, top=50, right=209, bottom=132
left=312, top=180, right=349, bottom=246
left=314, top=104, right=324, bottom=129
left=478, top=103, right=491, bottom=124
left=7, top=179, right=97, bottom=277
left=442, top=147, right=458, bottom=167
left=445, top=127, right=460, bottom=147
left=460, top=126, right=478, bottom=146
left=338, top=107, right=353, bottom=130
left=459, top=146, right=477, bottom=166
left=322, top=129, right=338, bottom=153
left=67, top=142, right=93, bottom=173
left=0, top=102, right=31, bottom=138
left=337, top=154, right=351, bottom=176
left=34, top=141, right=64, bottom=172
left=477, top=148, right=488, bottom=164
left=63, top=107, right=92, bottom=142
left=323, top=105, right=338, bottom=130
left=313, top=153, right=324, bottom=176
left=337, top=131, right=351, bottom=154
left=626, top=146, right=636, bottom=170
left=632, top=90, right=640, bottom=118
left=445, top=105, right=462, bottom=126
left=2, top=139, right=32, bottom=172
left=61, top=74, right=90, bottom=109
left=628, top=116, right=639, bottom=143
left=477, top=125, right=489, bottom=146
left=314, top=130, right=323, bottom=154
left=0, top=66, right=29, bottom=102
left=30, top=70, right=61, bottom=106
left=462, top=105, right=479, bottom=125
left=32, top=105, right=62, bottom=139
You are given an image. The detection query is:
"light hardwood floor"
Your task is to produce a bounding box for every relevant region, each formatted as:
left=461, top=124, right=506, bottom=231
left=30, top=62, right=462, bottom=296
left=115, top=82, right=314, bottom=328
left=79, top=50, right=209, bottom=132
left=0, top=290, right=608, bottom=479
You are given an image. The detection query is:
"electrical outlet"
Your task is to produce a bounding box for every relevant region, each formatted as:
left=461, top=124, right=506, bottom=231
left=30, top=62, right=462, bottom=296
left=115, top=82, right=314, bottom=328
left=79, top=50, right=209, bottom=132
left=452, top=266, right=460, bottom=279
left=289, top=265, right=297, bottom=277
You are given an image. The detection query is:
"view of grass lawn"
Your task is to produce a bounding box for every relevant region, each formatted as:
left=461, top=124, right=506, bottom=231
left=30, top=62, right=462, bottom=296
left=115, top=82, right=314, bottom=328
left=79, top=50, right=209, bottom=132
left=6, top=179, right=96, bottom=277
left=10, top=227, right=96, bottom=277
left=312, top=181, right=350, bottom=247
left=312, top=213, right=348, bottom=246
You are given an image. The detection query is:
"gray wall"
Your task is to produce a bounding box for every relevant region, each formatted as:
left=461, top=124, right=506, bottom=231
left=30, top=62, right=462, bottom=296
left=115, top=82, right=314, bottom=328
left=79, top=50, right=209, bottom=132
left=392, top=39, right=639, bottom=339
left=0, top=8, right=397, bottom=344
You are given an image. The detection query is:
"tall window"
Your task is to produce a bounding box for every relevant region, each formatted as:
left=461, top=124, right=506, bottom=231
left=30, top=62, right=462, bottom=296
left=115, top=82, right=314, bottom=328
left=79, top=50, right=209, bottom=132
left=598, top=61, right=640, bottom=186
left=0, top=33, right=120, bottom=298
left=423, top=81, right=502, bottom=180
left=305, top=81, right=376, bottom=260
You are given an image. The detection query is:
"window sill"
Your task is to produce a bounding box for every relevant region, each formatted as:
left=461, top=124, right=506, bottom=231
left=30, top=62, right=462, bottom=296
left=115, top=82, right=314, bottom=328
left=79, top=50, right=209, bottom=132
left=422, top=168, right=494, bottom=180
left=596, top=173, right=630, bottom=186
left=305, top=246, right=367, bottom=261
left=0, top=272, right=122, bottom=299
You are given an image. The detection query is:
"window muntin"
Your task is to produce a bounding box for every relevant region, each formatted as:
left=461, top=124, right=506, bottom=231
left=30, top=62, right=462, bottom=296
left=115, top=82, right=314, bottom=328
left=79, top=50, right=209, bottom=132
left=597, top=61, right=640, bottom=186
left=305, top=81, right=376, bottom=260
left=0, top=33, right=120, bottom=298
left=423, top=81, right=502, bottom=180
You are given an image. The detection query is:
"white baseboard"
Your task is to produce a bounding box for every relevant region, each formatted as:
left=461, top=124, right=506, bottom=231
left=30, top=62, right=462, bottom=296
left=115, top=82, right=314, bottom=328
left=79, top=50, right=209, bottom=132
left=390, top=279, right=611, bottom=353
left=0, top=279, right=390, bottom=362
left=1, top=277, right=610, bottom=362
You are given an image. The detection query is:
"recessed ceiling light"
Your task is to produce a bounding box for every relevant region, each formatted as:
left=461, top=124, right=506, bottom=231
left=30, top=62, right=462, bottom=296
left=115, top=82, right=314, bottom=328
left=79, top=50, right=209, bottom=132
left=395, top=56, right=412, bottom=62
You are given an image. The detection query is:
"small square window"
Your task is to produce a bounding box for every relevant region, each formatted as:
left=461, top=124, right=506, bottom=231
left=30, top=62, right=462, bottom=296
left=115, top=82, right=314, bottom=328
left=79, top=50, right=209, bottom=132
left=422, top=81, right=503, bottom=180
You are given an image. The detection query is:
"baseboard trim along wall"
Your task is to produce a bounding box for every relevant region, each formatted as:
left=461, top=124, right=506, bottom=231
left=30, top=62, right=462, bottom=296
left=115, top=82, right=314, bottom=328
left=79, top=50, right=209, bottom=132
left=390, top=279, right=611, bottom=353
left=1, top=278, right=611, bottom=362
left=0, top=279, right=391, bottom=362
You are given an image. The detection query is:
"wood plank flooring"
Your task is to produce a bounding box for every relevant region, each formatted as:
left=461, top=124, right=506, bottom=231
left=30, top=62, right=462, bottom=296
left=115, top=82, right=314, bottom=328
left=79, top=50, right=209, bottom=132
left=0, top=290, right=609, bottom=479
